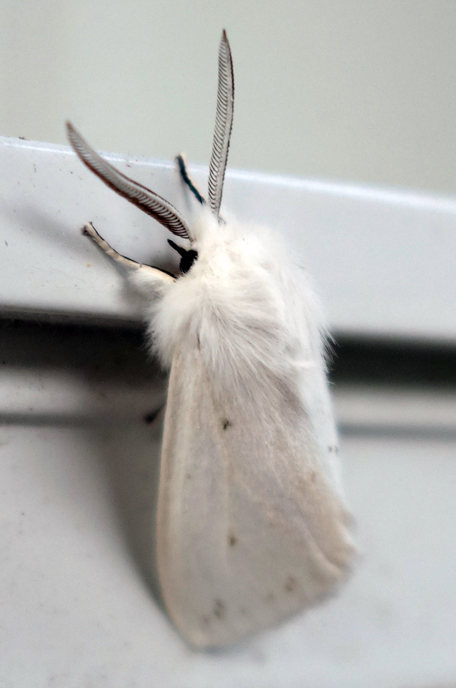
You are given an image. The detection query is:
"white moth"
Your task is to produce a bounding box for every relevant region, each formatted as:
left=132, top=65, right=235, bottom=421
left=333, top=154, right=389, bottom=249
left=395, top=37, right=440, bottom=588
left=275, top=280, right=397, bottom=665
left=66, top=31, right=356, bottom=649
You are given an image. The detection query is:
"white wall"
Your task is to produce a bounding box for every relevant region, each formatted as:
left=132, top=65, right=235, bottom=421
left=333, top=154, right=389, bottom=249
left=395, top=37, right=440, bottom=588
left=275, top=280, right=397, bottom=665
left=1, top=0, right=456, bottom=195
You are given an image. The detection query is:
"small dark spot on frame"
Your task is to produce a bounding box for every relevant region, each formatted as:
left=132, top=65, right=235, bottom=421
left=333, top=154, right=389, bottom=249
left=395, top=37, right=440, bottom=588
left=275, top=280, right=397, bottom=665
left=240, top=607, right=247, bottom=616
left=213, top=599, right=225, bottom=619
left=309, top=471, right=317, bottom=483
left=284, top=576, right=297, bottom=593
left=185, top=473, right=192, bottom=480
left=328, top=445, right=339, bottom=454
left=222, top=419, right=232, bottom=430
left=201, top=615, right=210, bottom=626
left=228, top=533, right=237, bottom=547
left=265, top=592, right=275, bottom=603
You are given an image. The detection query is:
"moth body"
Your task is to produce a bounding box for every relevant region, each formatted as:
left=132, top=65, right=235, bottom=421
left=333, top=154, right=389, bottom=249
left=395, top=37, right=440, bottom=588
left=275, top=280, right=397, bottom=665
left=151, top=208, right=354, bottom=647
left=67, top=30, right=356, bottom=649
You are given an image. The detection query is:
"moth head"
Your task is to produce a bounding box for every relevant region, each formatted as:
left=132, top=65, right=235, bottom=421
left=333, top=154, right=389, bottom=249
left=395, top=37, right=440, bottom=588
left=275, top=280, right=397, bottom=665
left=167, top=239, right=198, bottom=274
left=66, top=30, right=234, bottom=279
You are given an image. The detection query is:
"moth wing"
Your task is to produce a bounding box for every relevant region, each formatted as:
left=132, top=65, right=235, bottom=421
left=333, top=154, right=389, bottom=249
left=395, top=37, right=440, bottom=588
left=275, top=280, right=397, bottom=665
left=157, top=340, right=355, bottom=649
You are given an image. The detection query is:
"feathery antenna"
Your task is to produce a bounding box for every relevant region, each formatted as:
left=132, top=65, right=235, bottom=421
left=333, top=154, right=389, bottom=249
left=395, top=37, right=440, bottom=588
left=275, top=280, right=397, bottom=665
left=66, top=121, right=192, bottom=241
left=207, top=30, right=235, bottom=218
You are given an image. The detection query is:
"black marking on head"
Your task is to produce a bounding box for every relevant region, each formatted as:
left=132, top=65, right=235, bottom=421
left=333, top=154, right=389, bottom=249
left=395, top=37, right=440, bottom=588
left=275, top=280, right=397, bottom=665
left=168, top=239, right=198, bottom=274
left=284, top=576, right=297, bottom=593
left=228, top=533, right=237, bottom=547
left=222, top=419, right=232, bottom=430
left=213, top=599, right=225, bottom=619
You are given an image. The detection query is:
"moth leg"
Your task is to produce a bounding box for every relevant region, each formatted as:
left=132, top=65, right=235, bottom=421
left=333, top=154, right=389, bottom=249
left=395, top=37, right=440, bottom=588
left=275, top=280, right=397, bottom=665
left=144, top=404, right=165, bottom=425
left=83, top=222, right=175, bottom=288
left=82, top=222, right=142, bottom=269
left=176, top=154, right=206, bottom=205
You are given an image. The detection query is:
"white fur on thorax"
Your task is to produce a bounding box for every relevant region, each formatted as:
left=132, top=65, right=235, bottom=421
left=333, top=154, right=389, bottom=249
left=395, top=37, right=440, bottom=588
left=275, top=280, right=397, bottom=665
left=142, top=209, right=327, bottom=387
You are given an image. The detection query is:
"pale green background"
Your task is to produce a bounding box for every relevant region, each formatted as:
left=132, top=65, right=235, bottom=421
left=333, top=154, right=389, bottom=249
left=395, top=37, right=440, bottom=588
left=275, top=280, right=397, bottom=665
left=1, top=0, right=456, bottom=194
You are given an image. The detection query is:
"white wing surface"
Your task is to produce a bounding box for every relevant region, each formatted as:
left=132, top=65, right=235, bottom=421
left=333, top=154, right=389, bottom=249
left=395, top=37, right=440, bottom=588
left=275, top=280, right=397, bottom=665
left=157, top=336, right=355, bottom=649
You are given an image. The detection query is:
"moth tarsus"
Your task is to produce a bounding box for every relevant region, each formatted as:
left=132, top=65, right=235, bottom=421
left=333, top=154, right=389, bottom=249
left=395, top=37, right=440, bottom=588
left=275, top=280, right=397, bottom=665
left=144, top=408, right=163, bottom=425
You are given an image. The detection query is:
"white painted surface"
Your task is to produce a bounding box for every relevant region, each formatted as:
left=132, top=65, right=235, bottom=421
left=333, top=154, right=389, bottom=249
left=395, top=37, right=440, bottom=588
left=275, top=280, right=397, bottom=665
left=1, top=126, right=456, bottom=686
left=1, top=135, right=456, bottom=340
left=1, top=400, right=455, bottom=688
left=0, top=321, right=454, bottom=687
left=334, top=386, right=456, bottom=434
left=1, top=1, right=456, bottom=196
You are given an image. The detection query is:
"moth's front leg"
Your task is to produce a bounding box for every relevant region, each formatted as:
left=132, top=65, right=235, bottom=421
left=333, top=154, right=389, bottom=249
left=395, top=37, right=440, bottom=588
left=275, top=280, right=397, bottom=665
left=83, top=222, right=176, bottom=295
left=83, top=222, right=143, bottom=269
